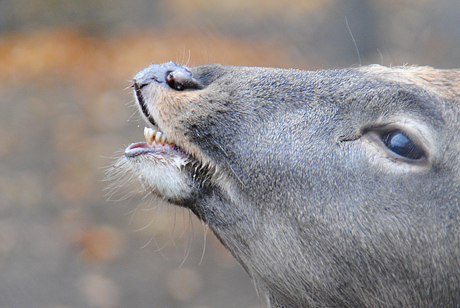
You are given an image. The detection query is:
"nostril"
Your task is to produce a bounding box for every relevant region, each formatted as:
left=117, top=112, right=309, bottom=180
left=166, top=71, right=185, bottom=91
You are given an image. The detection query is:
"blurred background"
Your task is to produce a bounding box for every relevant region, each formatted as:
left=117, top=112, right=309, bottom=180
left=0, top=0, right=459, bottom=307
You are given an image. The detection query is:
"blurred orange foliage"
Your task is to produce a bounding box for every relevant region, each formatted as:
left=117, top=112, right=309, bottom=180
left=0, top=28, right=308, bottom=93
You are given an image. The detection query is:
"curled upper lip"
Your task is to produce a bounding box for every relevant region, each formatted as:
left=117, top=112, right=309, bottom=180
left=133, top=82, right=157, bottom=127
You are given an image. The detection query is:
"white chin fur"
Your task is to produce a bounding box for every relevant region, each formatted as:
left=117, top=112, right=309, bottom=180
left=129, top=154, right=193, bottom=200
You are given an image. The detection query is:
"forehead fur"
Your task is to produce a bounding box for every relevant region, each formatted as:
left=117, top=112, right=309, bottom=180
left=359, top=65, right=460, bottom=99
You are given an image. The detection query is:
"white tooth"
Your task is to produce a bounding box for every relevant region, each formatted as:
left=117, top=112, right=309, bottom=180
left=144, top=127, right=155, bottom=145
left=160, top=133, right=167, bottom=144
left=155, top=131, right=162, bottom=144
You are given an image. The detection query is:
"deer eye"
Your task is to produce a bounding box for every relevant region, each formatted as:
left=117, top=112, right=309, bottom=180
left=382, top=130, right=424, bottom=160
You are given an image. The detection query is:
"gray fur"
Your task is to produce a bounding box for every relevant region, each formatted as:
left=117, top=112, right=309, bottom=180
left=114, top=62, right=460, bottom=307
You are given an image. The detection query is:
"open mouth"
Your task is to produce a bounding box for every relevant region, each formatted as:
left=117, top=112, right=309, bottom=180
left=125, top=81, right=181, bottom=159
left=125, top=127, right=183, bottom=158
left=119, top=66, right=221, bottom=207
left=125, top=78, right=212, bottom=181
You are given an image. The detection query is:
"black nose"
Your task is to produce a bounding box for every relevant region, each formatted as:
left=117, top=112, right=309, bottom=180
left=133, top=61, right=183, bottom=85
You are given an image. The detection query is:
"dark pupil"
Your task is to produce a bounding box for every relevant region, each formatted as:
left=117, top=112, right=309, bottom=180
left=383, top=131, right=424, bottom=160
